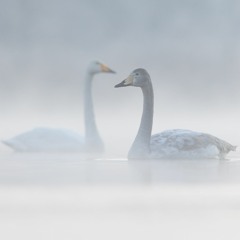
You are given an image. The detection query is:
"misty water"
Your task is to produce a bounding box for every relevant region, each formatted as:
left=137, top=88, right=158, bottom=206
left=0, top=149, right=240, bottom=240
left=0, top=151, right=240, bottom=185
left=1, top=0, right=240, bottom=239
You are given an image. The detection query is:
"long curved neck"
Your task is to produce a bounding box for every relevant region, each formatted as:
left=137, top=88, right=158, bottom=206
left=84, top=73, right=104, bottom=152
left=128, top=81, right=154, bottom=159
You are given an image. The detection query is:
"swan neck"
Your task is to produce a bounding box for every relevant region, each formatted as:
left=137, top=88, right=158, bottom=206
left=84, top=72, right=103, bottom=150
left=128, top=82, right=154, bottom=159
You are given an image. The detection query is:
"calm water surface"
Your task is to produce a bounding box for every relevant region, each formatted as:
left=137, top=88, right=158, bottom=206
left=0, top=151, right=239, bottom=185
left=0, top=151, right=240, bottom=240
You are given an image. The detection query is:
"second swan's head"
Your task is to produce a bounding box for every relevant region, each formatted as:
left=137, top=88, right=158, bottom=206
left=114, top=68, right=150, bottom=88
left=87, top=61, right=116, bottom=75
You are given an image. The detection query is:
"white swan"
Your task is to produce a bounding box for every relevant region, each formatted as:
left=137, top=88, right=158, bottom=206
left=115, top=68, right=236, bottom=160
left=3, top=61, right=116, bottom=153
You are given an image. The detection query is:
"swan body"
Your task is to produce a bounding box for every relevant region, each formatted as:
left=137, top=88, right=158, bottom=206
left=3, top=127, right=84, bottom=152
left=115, top=68, right=235, bottom=160
left=150, top=129, right=236, bottom=159
left=4, top=61, right=116, bottom=153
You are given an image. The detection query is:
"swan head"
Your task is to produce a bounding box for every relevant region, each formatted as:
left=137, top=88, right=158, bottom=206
left=87, top=61, right=116, bottom=75
left=115, top=68, right=150, bottom=88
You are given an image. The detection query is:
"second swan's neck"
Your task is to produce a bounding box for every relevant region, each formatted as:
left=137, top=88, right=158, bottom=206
left=84, top=73, right=104, bottom=152
left=128, top=81, right=154, bottom=159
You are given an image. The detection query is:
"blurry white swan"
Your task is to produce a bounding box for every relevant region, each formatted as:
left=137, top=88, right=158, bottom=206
left=3, top=61, right=116, bottom=153
left=115, top=68, right=236, bottom=160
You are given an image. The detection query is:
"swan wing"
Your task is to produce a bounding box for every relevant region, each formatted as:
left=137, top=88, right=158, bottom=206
left=150, top=129, right=235, bottom=159
left=3, top=127, right=84, bottom=152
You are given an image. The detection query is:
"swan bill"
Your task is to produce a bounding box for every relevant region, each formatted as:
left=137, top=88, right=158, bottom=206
left=100, top=64, right=116, bottom=73
left=115, top=76, right=133, bottom=88
left=115, top=80, right=127, bottom=88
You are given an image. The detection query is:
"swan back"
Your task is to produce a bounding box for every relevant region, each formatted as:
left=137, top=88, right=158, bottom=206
left=3, top=127, right=84, bottom=152
left=150, top=129, right=236, bottom=159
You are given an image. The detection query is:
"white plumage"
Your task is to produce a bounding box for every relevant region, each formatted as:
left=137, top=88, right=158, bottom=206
left=3, top=61, right=115, bottom=153
left=150, top=129, right=235, bottom=159
left=3, top=127, right=84, bottom=152
left=115, top=68, right=236, bottom=160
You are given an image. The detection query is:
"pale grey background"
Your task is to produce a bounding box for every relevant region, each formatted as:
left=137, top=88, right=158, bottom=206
left=0, top=0, right=239, bottom=154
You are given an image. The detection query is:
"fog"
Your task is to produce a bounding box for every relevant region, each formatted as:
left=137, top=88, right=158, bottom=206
left=0, top=2, right=240, bottom=239
left=0, top=0, right=239, bottom=155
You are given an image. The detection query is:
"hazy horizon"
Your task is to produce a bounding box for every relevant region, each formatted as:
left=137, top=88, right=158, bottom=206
left=0, top=0, right=239, bottom=155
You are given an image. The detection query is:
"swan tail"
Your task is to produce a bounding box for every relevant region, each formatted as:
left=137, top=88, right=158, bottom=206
left=217, top=141, right=237, bottom=160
